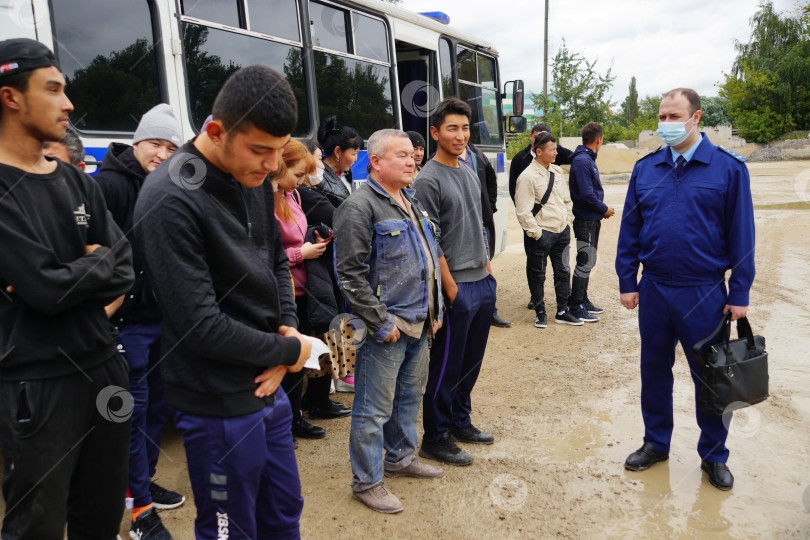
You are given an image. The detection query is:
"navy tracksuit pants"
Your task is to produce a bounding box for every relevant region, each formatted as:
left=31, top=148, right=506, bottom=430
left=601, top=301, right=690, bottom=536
left=118, top=321, right=170, bottom=507
left=638, top=277, right=730, bottom=462
left=423, top=274, right=496, bottom=443
left=174, top=388, right=303, bottom=539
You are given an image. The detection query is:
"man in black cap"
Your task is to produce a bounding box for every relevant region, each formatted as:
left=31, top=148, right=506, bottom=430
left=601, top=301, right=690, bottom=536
left=407, top=130, right=426, bottom=179
left=0, top=38, right=134, bottom=537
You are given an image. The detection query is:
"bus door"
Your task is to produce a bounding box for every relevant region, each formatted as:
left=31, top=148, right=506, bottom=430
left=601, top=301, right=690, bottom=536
left=394, top=42, right=438, bottom=157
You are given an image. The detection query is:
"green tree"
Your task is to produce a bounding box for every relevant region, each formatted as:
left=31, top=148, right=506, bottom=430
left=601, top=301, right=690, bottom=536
left=719, top=1, right=809, bottom=142
left=700, top=96, right=731, bottom=126
left=530, top=39, right=615, bottom=137
left=621, top=76, right=639, bottom=126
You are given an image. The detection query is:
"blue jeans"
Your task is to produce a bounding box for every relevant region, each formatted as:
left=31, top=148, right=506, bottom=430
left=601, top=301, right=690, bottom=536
left=350, top=327, right=429, bottom=492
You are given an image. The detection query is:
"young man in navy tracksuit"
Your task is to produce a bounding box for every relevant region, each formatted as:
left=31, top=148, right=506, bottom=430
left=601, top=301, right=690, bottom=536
left=135, top=66, right=311, bottom=539
left=567, top=122, right=615, bottom=321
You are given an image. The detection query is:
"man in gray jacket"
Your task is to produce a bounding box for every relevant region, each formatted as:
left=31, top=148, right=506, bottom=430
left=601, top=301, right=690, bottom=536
left=335, top=129, right=443, bottom=513
left=414, top=98, right=498, bottom=467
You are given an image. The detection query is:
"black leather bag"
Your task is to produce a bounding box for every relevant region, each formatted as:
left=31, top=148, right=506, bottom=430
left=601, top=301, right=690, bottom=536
left=693, top=314, right=769, bottom=416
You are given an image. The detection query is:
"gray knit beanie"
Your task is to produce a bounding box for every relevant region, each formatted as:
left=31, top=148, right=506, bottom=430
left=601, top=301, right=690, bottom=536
left=133, top=103, right=182, bottom=146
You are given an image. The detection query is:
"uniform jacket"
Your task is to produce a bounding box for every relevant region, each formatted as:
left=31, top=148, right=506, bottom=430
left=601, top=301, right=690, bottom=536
left=135, top=142, right=301, bottom=417
left=615, top=134, right=756, bottom=305
left=569, top=145, right=608, bottom=220
left=515, top=159, right=573, bottom=238
left=95, top=142, right=160, bottom=325
left=334, top=177, right=442, bottom=342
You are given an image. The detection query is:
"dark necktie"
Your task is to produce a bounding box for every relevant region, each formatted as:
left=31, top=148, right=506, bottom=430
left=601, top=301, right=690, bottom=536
left=675, top=155, right=686, bottom=178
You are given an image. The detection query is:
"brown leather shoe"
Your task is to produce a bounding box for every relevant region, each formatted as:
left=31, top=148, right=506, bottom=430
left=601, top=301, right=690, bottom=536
left=384, top=458, right=444, bottom=478
left=352, top=483, right=404, bottom=514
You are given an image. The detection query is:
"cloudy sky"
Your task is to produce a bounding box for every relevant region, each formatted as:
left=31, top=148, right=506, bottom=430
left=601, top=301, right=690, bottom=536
left=403, top=0, right=801, bottom=106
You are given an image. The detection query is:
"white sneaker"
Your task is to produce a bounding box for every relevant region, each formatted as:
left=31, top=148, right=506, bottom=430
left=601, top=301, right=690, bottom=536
left=335, top=378, right=355, bottom=393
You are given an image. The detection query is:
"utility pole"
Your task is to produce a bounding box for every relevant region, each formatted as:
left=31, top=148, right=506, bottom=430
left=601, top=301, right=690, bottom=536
left=543, top=0, right=549, bottom=108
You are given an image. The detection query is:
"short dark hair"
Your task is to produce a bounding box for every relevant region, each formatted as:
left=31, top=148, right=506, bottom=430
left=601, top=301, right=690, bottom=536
left=663, top=88, right=701, bottom=116
left=0, top=70, right=34, bottom=121
left=582, top=122, right=603, bottom=145
left=532, top=123, right=551, bottom=134
left=430, top=97, right=471, bottom=129
left=533, top=131, right=556, bottom=152
left=212, top=65, right=297, bottom=136
left=317, top=116, right=363, bottom=157
left=43, top=126, right=84, bottom=165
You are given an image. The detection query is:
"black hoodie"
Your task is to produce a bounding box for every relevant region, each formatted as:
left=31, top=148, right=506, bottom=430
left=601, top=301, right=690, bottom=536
left=95, top=142, right=160, bottom=325
left=135, top=141, right=301, bottom=417
left=0, top=159, right=134, bottom=380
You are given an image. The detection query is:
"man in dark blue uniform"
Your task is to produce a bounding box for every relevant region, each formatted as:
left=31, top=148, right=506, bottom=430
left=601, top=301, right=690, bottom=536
left=616, top=88, right=755, bottom=491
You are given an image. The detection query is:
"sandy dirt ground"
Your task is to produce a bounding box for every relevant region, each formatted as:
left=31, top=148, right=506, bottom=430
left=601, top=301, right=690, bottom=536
left=4, top=162, right=807, bottom=539
left=128, top=160, right=810, bottom=539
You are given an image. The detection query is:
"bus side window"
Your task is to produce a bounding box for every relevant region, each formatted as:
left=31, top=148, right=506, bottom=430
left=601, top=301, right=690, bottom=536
left=52, top=0, right=162, bottom=132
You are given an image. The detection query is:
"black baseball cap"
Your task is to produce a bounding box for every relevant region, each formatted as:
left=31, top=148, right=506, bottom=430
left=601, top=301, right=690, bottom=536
left=0, top=38, right=58, bottom=81
left=406, top=130, right=426, bottom=149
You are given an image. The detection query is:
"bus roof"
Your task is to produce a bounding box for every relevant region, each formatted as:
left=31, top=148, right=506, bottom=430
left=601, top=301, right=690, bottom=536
left=341, top=0, right=499, bottom=55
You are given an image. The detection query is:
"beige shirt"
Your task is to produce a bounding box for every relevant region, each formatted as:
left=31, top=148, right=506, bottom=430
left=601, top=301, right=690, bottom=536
left=514, top=159, right=573, bottom=238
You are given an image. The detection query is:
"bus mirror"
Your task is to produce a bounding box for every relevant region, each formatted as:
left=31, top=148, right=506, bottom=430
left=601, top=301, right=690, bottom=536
left=507, top=115, right=527, bottom=133
left=504, top=80, right=525, bottom=117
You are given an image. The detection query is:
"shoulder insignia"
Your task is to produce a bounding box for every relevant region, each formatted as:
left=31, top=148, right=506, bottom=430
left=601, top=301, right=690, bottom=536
left=718, top=146, right=747, bottom=162
left=636, top=146, right=663, bottom=163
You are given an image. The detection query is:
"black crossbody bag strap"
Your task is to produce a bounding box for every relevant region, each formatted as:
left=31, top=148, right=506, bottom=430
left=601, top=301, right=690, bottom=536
left=532, top=171, right=555, bottom=215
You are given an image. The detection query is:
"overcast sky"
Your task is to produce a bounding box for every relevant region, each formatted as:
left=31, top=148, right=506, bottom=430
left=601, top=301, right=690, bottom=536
left=403, top=0, right=801, bottom=106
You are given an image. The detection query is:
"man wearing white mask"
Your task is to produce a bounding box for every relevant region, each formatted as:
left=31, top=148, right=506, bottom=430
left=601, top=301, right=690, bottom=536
left=616, top=88, right=755, bottom=491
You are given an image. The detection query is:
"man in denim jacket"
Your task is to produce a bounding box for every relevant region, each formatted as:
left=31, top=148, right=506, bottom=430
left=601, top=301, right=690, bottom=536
left=334, top=129, right=443, bottom=514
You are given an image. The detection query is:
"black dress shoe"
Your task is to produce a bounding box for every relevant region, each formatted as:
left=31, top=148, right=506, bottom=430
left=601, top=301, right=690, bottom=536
left=701, top=461, right=734, bottom=490
left=292, top=419, right=325, bottom=439
left=491, top=314, right=512, bottom=328
left=309, top=399, right=352, bottom=419
left=624, top=442, right=669, bottom=471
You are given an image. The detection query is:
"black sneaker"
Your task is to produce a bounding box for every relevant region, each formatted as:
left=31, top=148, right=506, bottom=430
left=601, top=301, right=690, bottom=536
left=570, top=304, right=599, bottom=322
left=583, top=300, right=604, bottom=314
left=148, top=481, right=185, bottom=510
left=555, top=310, right=584, bottom=326
left=534, top=313, right=547, bottom=328
left=130, top=507, right=173, bottom=540
left=419, top=433, right=473, bottom=466
left=449, top=425, right=495, bottom=445
left=527, top=300, right=536, bottom=310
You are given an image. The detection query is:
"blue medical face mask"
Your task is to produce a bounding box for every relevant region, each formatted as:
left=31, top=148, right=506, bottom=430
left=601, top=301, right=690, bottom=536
left=657, top=114, right=697, bottom=146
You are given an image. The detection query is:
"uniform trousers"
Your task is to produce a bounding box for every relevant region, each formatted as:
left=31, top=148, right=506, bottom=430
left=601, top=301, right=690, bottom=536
left=638, top=277, right=730, bottom=462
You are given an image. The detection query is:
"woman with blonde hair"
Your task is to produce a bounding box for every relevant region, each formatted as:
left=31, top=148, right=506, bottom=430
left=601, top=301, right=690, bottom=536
left=274, top=141, right=351, bottom=439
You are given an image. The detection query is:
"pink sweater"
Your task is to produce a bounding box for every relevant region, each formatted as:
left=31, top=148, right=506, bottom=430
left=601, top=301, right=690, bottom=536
left=275, top=190, right=308, bottom=296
